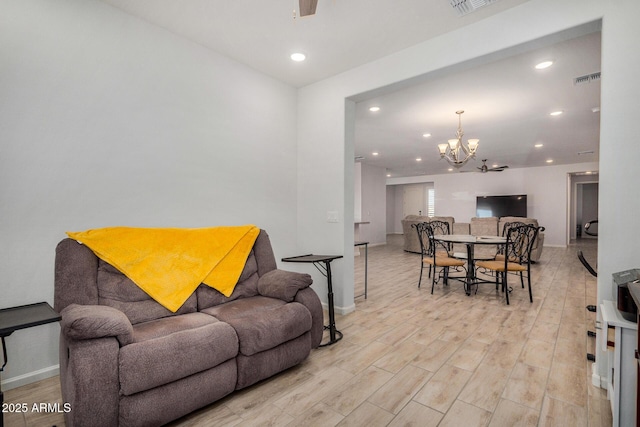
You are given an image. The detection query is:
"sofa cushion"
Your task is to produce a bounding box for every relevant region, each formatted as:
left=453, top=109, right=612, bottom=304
left=131, top=312, right=220, bottom=343
left=119, top=318, right=238, bottom=396
left=97, top=259, right=197, bottom=325
left=196, top=251, right=260, bottom=310
left=401, top=215, right=455, bottom=253
left=202, top=296, right=312, bottom=356
left=470, top=217, right=499, bottom=259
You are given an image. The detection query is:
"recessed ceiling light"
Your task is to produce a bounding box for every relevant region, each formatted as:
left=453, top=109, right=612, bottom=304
left=372, top=152, right=379, bottom=156
left=592, top=107, right=601, bottom=113
left=492, top=164, right=498, bottom=168
left=550, top=111, right=563, bottom=116
left=534, top=143, right=544, bottom=148
left=416, top=158, right=422, bottom=162
left=448, top=168, right=454, bottom=172
left=369, top=106, right=380, bottom=112
left=585, top=171, right=592, bottom=175
left=546, top=159, right=554, bottom=163
left=535, top=61, right=553, bottom=69
left=422, top=133, right=431, bottom=138
left=386, top=173, right=391, bottom=177
left=290, top=52, right=306, bottom=62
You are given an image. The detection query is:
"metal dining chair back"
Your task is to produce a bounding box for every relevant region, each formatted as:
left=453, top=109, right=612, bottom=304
left=412, top=221, right=465, bottom=292
left=477, top=223, right=541, bottom=304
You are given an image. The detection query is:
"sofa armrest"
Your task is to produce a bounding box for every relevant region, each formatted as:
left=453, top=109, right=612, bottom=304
left=60, top=304, right=134, bottom=346
left=257, top=269, right=313, bottom=302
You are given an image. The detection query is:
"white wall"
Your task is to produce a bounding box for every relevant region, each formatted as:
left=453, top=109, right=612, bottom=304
left=354, top=162, right=362, bottom=221
left=388, top=162, right=598, bottom=247
left=596, top=0, right=640, bottom=380
left=386, top=185, right=400, bottom=233
left=357, top=163, right=387, bottom=245
left=0, top=0, right=298, bottom=387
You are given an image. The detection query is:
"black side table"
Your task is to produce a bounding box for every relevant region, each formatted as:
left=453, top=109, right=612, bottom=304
left=0, top=302, right=61, bottom=427
left=281, top=254, right=343, bottom=346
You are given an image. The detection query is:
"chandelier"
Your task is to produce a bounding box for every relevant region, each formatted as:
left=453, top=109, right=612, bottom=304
left=437, top=110, right=479, bottom=167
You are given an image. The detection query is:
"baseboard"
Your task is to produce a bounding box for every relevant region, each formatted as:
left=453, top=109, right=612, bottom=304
left=321, top=301, right=356, bottom=315
left=0, top=365, right=59, bottom=391
left=591, top=362, right=606, bottom=389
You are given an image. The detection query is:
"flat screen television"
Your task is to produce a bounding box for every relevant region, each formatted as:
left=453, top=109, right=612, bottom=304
left=476, top=195, right=527, bottom=218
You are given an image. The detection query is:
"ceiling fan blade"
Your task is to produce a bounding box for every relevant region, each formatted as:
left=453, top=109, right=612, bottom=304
left=488, top=165, right=509, bottom=171
left=299, top=0, right=318, bottom=16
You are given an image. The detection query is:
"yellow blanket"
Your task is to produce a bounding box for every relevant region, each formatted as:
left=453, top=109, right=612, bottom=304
left=66, top=225, right=260, bottom=312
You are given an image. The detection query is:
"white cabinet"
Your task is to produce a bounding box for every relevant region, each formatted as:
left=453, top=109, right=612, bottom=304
left=601, top=300, right=637, bottom=427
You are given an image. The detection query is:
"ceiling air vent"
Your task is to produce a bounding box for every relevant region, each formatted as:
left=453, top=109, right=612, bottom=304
left=574, top=72, right=601, bottom=86
left=449, top=0, right=499, bottom=16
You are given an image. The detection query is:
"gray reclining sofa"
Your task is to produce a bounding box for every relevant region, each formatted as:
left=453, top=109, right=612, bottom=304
left=54, top=229, right=323, bottom=427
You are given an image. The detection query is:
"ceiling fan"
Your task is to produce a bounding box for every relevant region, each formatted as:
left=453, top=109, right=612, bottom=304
left=477, top=159, right=509, bottom=173
left=299, top=0, right=318, bottom=17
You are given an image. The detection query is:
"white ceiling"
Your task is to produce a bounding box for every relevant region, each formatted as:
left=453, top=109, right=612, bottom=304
left=97, top=0, right=601, bottom=177
left=355, top=29, right=601, bottom=177
left=98, top=0, right=531, bottom=87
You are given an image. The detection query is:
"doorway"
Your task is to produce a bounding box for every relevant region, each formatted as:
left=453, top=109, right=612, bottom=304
left=578, top=182, right=599, bottom=239
left=569, top=173, right=599, bottom=241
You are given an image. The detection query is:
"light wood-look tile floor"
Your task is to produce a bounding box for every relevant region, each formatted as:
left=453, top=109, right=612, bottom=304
left=4, top=235, right=610, bottom=426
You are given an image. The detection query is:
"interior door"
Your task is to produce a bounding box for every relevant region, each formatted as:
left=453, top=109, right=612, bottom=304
left=403, top=184, right=426, bottom=217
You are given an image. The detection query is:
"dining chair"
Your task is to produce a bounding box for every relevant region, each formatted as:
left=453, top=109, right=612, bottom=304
left=494, top=221, right=527, bottom=263
left=413, top=221, right=466, bottom=294
left=476, top=223, right=541, bottom=304
left=415, top=220, right=452, bottom=279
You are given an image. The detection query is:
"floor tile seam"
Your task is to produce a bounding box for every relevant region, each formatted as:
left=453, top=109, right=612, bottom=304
left=499, top=360, right=553, bottom=413
left=363, top=368, right=434, bottom=417
left=543, top=371, right=590, bottom=409
left=541, top=392, right=589, bottom=412
left=485, top=397, right=542, bottom=426
left=269, top=365, right=357, bottom=415
left=318, top=371, right=396, bottom=419
left=408, top=367, right=474, bottom=419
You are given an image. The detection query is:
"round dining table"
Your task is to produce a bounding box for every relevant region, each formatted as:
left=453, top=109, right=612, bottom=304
left=432, top=234, right=507, bottom=295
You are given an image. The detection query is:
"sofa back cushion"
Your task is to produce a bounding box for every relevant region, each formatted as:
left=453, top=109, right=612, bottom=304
left=470, top=217, right=499, bottom=259
left=401, top=215, right=455, bottom=253
left=97, top=259, right=197, bottom=325
left=498, top=216, right=541, bottom=249
left=55, top=229, right=278, bottom=322
left=196, top=250, right=260, bottom=310
left=470, top=217, right=499, bottom=236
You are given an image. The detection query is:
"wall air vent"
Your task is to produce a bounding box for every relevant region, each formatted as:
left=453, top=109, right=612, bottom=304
left=449, top=0, right=499, bottom=16
left=574, top=72, right=601, bottom=86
